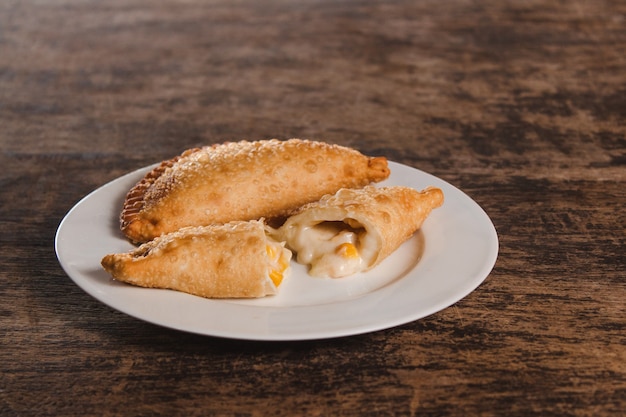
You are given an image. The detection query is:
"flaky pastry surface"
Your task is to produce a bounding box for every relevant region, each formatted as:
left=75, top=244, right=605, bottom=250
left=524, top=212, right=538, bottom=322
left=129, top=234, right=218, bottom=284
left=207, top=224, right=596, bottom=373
left=121, top=139, right=390, bottom=243
left=277, top=185, right=444, bottom=273
left=101, top=220, right=289, bottom=298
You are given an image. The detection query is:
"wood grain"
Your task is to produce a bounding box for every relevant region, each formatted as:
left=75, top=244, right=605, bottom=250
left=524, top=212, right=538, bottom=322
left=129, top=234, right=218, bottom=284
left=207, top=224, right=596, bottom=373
left=1, top=0, right=624, bottom=416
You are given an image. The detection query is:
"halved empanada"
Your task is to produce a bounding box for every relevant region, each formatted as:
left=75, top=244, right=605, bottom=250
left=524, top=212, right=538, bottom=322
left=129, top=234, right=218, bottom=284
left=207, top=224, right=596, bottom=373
left=101, top=220, right=292, bottom=298
left=274, top=186, right=443, bottom=278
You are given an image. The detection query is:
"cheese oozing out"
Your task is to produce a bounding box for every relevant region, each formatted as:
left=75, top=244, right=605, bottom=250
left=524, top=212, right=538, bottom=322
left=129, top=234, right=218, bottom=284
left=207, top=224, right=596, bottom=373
left=285, top=219, right=376, bottom=278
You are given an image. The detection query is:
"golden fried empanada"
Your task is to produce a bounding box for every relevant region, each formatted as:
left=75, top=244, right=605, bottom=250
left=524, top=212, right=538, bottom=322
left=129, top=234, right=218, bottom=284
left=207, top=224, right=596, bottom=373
left=121, top=139, right=390, bottom=243
left=274, top=186, right=443, bottom=278
left=101, top=220, right=292, bottom=299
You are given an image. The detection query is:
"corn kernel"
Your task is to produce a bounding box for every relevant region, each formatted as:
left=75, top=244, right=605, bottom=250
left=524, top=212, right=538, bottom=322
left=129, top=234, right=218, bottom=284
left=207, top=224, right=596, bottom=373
left=336, top=243, right=359, bottom=259
left=279, top=258, right=289, bottom=270
left=269, top=269, right=283, bottom=286
left=266, top=244, right=277, bottom=259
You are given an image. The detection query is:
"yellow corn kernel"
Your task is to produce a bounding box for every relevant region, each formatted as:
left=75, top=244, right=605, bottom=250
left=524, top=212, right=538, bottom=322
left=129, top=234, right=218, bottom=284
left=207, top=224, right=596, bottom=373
left=269, top=269, right=283, bottom=286
left=336, top=242, right=359, bottom=259
left=266, top=244, right=277, bottom=260
left=278, top=257, right=289, bottom=270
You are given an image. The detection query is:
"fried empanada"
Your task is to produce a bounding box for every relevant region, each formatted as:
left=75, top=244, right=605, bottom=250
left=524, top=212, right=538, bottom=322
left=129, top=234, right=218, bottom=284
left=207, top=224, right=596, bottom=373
left=121, top=139, right=390, bottom=243
left=101, top=220, right=292, bottom=299
left=274, top=186, right=443, bottom=278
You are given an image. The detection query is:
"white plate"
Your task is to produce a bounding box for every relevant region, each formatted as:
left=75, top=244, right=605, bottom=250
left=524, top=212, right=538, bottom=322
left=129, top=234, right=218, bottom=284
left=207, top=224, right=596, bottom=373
left=55, top=161, right=498, bottom=341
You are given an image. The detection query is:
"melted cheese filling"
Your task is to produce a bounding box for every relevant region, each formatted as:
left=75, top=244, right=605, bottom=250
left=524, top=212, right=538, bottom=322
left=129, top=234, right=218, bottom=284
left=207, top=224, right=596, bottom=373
left=287, top=220, right=372, bottom=278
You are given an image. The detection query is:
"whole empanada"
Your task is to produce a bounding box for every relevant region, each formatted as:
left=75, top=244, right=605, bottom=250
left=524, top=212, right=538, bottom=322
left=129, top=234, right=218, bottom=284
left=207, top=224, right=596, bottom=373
left=121, top=139, right=390, bottom=243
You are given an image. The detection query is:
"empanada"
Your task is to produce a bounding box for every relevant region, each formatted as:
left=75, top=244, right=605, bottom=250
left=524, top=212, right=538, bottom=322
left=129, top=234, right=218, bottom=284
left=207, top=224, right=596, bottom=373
left=121, top=139, right=390, bottom=243
left=101, top=220, right=292, bottom=298
left=274, top=186, right=443, bottom=278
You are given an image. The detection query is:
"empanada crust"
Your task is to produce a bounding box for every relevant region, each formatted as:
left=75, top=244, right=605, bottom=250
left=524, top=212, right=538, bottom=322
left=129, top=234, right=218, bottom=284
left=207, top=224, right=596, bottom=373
left=278, top=185, right=444, bottom=272
left=121, top=139, right=389, bottom=243
left=102, top=221, right=286, bottom=298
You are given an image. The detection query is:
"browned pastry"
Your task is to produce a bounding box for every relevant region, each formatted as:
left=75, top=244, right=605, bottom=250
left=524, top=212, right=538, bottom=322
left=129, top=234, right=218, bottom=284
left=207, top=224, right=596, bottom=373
left=101, top=220, right=292, bottom=299
left=274, top=186, right=444, bottom=278
left=120, top=139, right=390, bottom=243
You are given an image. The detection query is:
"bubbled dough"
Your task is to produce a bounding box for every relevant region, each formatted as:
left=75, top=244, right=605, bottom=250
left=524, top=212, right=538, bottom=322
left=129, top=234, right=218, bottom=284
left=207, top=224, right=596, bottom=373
left=102, top=220, right=285, bottom=298
left=278, top=186, right=444, bottom=272
left=121, top=139, right=390, bottom=243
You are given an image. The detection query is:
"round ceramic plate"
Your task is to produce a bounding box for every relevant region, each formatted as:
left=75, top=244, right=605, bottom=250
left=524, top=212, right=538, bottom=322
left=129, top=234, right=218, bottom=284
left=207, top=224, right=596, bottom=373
left=55, top=161, right=498, bottom=341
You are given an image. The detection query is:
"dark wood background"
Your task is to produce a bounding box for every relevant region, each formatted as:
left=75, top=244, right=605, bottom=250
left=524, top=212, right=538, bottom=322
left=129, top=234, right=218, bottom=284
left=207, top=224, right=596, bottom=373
left=1, top=0, right=624, bottom=415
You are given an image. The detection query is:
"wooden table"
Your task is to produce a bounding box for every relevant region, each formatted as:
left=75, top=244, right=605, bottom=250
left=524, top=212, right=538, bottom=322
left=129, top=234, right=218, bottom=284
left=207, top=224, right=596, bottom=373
left=1, top=1, right=624, bottom=415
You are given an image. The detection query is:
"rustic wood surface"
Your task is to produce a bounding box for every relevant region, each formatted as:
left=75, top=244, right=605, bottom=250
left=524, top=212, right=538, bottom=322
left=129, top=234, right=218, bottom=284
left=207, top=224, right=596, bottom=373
left=1, top=0, right=624, bottom=415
